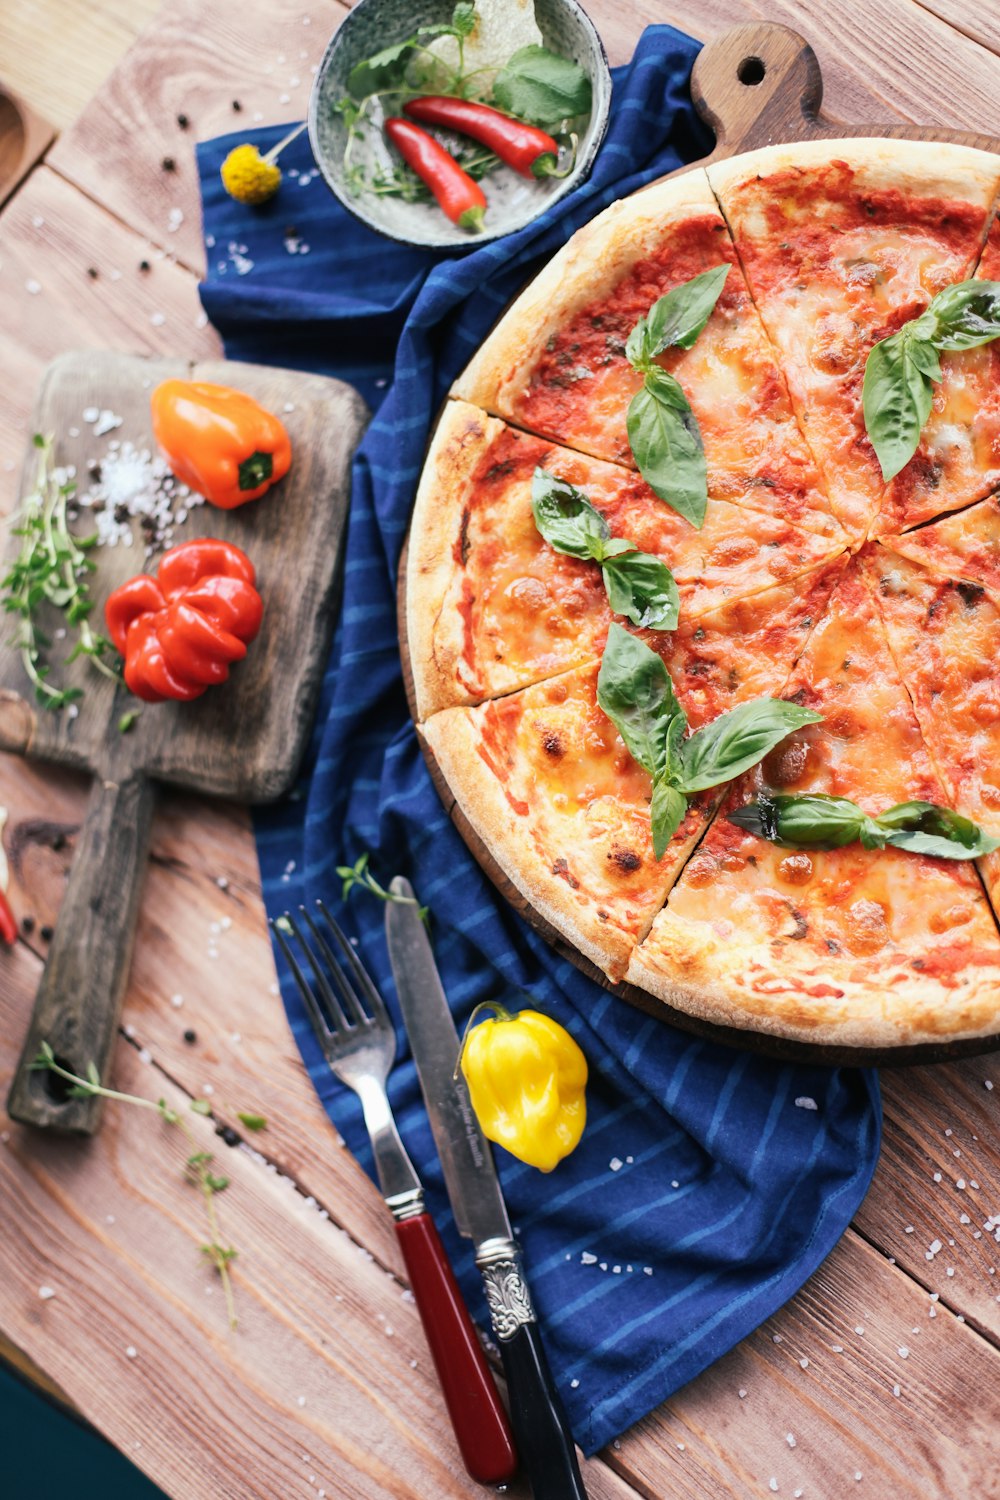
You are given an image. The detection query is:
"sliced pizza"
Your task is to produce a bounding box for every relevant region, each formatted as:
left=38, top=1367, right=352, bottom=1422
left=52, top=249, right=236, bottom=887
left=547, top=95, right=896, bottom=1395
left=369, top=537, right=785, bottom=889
left=708, top=139, right=1000, bottom=537
left=452, top=169, right=843, bottom=541
left=628, top=556, right=1000, bottom=1047
left=871, top=204, right=1000, bottom=535
left=879, top=491, right=1000, bottom=596
left=866, top=542, right=1000, bottom=910
left=420, top=561, right=846, bottom=979
left=407, top=400, right=845, bottom=718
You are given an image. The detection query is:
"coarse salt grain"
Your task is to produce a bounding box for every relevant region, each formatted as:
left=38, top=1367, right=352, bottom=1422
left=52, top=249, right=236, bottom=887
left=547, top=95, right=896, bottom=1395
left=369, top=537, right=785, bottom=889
left=25, top=279, right=41, bottom=294
left=170, top=993, right=184, bottom=1009
left=150, top=311, right=166, bottom=327
left=39, top=1286, right=56, bottom=1300
left=898, top=1347, right=909, bottom=1359
left=609, top=1157, right=623, bottom=1171
left=799, top=1357, right=809, bottom=1369
left=738, top=1388, right=747, bottom=1398
left=769, top=1481, right=778, bottom=1493
left=786, top=1433, right=797, bottom=1448
left=794, top=1096, right=817, bottom=1110
left=125, top=1346, right=138, bottom=1359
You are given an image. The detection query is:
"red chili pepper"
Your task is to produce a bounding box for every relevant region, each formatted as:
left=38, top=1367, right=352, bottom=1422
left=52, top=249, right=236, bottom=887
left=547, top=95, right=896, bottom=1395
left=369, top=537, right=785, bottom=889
left=384, top=118, right=486, bottom=233
left=0, top=889, right=17, bottom=947
left=105, top=538, right=263, bottom=704
left=403, top=97, right=561, bottom=179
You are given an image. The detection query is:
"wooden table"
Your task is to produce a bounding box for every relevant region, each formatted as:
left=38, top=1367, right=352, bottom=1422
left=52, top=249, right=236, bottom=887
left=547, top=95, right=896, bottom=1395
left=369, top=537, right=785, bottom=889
left=2, top=2, right=1000, bottom=1496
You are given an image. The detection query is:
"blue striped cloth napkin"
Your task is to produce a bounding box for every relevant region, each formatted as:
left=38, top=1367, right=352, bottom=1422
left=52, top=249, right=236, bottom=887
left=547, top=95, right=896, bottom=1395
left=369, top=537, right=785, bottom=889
left=196, top=24, right=881, bottom=1454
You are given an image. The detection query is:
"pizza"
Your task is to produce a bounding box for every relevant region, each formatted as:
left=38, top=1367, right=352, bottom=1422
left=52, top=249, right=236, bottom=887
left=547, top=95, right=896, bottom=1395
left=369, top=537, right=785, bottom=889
left=405, top=138, right=1000, bottom=1048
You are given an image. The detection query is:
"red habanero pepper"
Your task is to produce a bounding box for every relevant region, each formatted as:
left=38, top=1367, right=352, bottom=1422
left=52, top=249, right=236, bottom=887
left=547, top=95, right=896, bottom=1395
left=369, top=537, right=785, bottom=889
left=105, top=538, right=263, bottom=704
left=0, top=890, right=17, bottom=947
left=384, top=118, right=486, bottom=232
left=403, top=97, right=562, bottom=179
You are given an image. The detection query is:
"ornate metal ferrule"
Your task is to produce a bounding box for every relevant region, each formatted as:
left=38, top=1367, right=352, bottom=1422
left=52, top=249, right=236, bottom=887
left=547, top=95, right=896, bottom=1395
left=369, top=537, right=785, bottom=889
left=476, top=1237, right=535, bottom=1341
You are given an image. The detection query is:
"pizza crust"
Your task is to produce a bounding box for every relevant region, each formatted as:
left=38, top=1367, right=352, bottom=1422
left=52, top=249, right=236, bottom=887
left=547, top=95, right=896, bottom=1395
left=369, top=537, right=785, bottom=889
left=406, top=401, right=504, bottom=722
left=627, top=915, right=1000, bottom=1050
left=452, top=168, right=722, bottom=417
left=707, top=137, right=1000, bottom=215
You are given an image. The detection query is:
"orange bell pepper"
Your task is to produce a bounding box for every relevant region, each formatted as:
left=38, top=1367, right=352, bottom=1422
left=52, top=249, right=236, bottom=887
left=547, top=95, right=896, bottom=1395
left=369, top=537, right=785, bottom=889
left=150, top=380, right=292, bottom=508
left=105, top=539, right=263, bottom=702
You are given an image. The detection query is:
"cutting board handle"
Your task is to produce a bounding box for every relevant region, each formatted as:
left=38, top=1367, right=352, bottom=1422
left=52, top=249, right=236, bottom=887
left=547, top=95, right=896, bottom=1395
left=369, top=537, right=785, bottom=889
left=6, top=766, right=156, bottom=1133
left=690, top=22, right=826, bottom=159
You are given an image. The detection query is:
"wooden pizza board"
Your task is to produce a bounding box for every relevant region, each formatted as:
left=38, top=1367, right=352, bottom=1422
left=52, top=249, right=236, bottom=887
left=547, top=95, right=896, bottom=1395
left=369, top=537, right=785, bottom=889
left=3, top=352, right=369, bottom=1131
left=399, top=21, right=1000, bottom=1069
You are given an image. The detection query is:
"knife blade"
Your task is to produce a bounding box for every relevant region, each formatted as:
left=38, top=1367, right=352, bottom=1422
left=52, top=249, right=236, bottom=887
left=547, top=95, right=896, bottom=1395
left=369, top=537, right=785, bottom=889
left=386, top=879, right=588, bottom=1500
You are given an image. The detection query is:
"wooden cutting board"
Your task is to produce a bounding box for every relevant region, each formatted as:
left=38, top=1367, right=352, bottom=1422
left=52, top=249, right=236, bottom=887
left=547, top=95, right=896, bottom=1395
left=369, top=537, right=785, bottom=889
left=400, top=21, right=1000, bottom=1068
left=4, top=352, right=368, bottom=1131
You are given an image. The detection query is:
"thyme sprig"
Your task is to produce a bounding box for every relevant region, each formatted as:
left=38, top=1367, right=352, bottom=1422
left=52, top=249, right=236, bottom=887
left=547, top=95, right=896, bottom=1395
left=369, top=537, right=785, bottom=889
left=337, top=852, right=429, bottom=924
left=2, top=434, right=122, bottom=709
left=31, top=1042, right=240, bottom=1330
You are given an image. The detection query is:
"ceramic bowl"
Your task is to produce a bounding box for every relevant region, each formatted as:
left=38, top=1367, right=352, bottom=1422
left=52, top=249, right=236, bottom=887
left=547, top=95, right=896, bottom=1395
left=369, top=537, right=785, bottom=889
left=308, top=0, right=612, bottom=248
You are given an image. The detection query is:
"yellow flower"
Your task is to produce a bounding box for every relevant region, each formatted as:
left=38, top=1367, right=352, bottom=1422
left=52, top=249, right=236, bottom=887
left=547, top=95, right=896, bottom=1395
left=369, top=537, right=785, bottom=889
left=220, top=144, right=282, bottom=206
left=459, top=1003, right=588, bottom=1173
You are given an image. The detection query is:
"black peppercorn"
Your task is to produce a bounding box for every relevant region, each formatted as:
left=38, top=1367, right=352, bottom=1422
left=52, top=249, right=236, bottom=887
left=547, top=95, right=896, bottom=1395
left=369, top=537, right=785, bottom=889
left=161, top=156, right=176, bottom=172
left=183, top=1028, right=197, bottom=1045
left=217, top=1124, right=241, bottom=1147
left=176, top=113, right=189, bottom=129
left=21, top=915, right=35, bottom=935
left=40, top=924, right=53, bottom=942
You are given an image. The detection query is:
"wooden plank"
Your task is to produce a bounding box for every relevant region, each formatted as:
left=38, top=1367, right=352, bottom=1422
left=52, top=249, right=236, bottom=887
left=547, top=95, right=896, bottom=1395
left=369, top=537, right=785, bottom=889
left=0, top=954, right=641, bottom=1500
left=595, top=0, right=1000, bottom=130
left=47, top=0, right=347, bottom=274
left=912, top=0, right=1000, bottom=56
left=0, top=167, right=220, bottom=515
left=853, top=1057, right=1000, bottom=1344
left=607, top=1231, right=1000, bottom=1499
left=0, top=747, right=406, bottom=1280
left=0, top=0, right=160, bottom=131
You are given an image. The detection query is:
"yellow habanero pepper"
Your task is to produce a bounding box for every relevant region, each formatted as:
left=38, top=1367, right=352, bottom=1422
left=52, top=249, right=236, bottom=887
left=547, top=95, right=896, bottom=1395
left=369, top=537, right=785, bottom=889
left=151, top=380, right=292, bottom=510
left=458, top=1003, right=587, bottom=1173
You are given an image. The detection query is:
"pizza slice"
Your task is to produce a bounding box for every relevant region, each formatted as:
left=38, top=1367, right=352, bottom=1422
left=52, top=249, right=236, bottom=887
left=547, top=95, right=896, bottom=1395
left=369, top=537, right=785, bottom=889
left=866, top=541, right=1000, bottom=910
left=452, top=168, right=843, bottom=541
left=407, top=401, right=845, bottom=717
left=420, top=561, right=846, bottom=979
left=628, top=555, right=1000, bottom=1047
left=872, top=206, right=1000, bottom=535
left=708, top=139, right=1000, bottom=537
left=879, top=491, right=1000, bottom=596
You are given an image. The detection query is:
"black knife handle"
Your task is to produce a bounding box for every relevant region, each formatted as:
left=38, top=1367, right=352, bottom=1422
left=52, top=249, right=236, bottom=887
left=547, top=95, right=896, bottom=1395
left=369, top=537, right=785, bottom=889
left=499, top=1320, right=588, bottom=1500
left=477, top=1244, right=588, bottom=1500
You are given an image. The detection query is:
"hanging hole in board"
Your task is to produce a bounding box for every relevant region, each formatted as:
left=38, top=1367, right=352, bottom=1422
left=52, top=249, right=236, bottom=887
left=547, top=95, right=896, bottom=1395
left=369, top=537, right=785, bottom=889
left=737, top=56, right=766, bottom=86
left=39, top=1055, right=77, bottom=1104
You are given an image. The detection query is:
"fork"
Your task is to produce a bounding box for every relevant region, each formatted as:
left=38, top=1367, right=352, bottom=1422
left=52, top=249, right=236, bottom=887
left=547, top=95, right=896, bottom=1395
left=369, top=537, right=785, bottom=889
left=271, top=902, right=517, bottom=1487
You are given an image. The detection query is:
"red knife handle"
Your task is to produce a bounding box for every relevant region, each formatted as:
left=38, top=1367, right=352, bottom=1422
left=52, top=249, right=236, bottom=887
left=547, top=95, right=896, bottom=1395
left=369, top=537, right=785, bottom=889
left=395, top=1211, right=518, bottom=1484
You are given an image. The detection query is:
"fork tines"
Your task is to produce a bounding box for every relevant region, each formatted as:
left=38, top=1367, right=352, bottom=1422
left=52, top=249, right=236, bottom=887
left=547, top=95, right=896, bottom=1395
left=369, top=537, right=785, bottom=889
left=270, top=901, right=390, bottom=1038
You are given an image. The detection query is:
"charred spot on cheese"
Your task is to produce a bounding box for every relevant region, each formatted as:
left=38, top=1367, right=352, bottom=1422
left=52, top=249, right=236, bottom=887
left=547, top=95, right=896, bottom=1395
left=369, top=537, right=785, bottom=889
left=457, top=506, right=472, bottom=567
left=609, top=845, right=642, bottom=874
left=483, top=459, right=516, bottom=482
left=552, top=857, right=579, bottom=889
left=783, top=903, right=809, bottom=940
left=956, top=581, right=985, bottom=609
left=542, top=730, right=565, bottom=758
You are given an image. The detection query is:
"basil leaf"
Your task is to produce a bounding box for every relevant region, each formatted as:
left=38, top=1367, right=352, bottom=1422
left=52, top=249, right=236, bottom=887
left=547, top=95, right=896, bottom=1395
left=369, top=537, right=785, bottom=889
left=348, top=29, right=444, bottom=95
left=626, top=378, right=707, bottom=529
left=875, top=800, right=1000, bottom=858
left=862, top=326, right=938, bottom=481
left=925, top=279, right=1000, bottom=351
left=677, top=700, right=823, bottom=794
left=729, top=793, right=866, bottom=849
left=596, top=623, right=684, bottom=781
left=651, top=779, right=688, bottom=860
left=531, top=467, right=610, bottom=560
left=626, top=265, right=730, bottom=369
left=601, top=551, right=680, bottom=631
left=450, top=1, right=476, bottom=37
left=493, top=46, right=592, bottom=128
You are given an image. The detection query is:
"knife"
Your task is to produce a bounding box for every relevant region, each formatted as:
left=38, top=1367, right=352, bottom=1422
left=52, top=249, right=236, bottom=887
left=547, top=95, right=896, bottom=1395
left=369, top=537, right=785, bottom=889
left=386, top=879, right=588, bottom=1500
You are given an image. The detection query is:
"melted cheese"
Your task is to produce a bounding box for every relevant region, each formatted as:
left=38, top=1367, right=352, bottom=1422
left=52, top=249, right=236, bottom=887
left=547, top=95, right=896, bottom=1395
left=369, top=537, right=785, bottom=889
left=634, top=556, right=1000, bottom=1009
